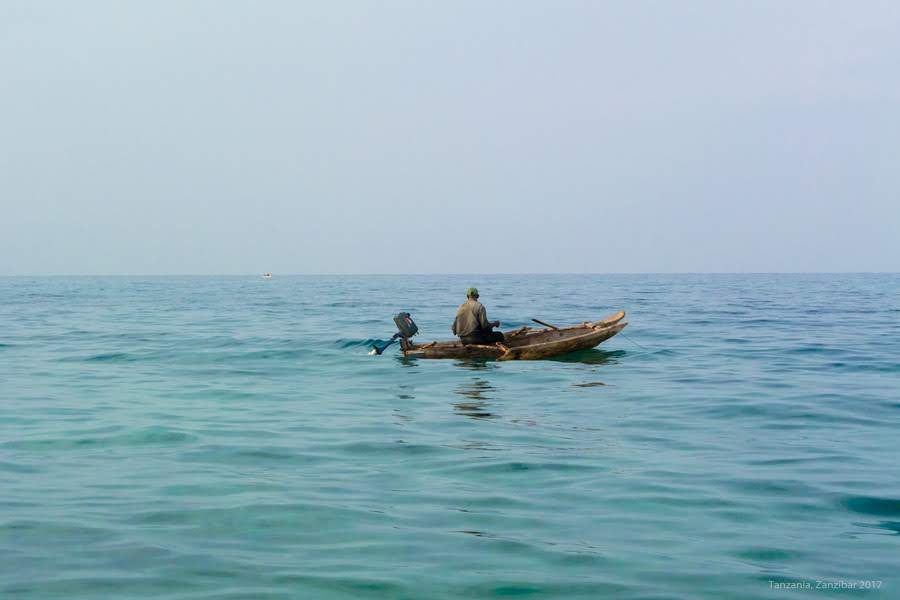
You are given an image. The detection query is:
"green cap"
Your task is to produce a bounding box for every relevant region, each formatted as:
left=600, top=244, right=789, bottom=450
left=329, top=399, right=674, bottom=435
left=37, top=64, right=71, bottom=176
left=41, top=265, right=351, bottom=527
left=466, top=287, right=479, bottom=298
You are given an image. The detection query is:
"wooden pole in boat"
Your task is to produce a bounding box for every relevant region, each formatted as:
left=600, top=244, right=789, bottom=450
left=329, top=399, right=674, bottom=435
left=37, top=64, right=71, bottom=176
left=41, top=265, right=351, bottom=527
left=532, top=318, right=559, bottom=330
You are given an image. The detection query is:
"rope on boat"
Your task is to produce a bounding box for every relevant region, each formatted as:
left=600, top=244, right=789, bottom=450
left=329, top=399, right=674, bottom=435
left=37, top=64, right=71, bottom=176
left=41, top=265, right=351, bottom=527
left=621, top=332, right=648, bottom=350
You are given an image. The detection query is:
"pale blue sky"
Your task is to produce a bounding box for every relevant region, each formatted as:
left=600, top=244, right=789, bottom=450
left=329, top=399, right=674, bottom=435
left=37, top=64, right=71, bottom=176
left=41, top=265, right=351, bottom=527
left=1, top=1, right=898, bottom=274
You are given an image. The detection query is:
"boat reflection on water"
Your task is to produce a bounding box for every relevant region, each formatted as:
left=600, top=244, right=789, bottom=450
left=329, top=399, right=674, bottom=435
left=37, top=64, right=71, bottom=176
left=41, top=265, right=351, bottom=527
left=393, top=352, right=620, bottom=421
left=394, top=355, right=418, bottom=368
left=547, top=348, right=625, bottom=365
left=394, top=350, right=624, bottom=367
left=452, top=358, right=496, bottom=372
left=454, top=377, right=496, bottom=419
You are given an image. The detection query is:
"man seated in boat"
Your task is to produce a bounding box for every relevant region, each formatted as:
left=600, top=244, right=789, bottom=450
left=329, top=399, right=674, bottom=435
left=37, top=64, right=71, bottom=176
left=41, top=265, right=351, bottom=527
left=452, top=288, right=504, bottom=345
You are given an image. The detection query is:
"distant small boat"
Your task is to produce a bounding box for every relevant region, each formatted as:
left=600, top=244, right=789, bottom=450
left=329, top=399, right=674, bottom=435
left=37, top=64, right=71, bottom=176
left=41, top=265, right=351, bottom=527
left=262, top=273, right=273, bottom=279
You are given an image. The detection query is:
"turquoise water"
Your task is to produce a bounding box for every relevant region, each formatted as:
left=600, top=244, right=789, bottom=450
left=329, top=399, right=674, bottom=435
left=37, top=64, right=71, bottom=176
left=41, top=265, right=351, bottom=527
left=2, top=274, right=898, bottom=599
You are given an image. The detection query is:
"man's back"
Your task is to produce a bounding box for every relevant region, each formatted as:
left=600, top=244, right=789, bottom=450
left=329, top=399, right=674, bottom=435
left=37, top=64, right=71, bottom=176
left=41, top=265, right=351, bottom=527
left=452, top=299, right=488, bottom=337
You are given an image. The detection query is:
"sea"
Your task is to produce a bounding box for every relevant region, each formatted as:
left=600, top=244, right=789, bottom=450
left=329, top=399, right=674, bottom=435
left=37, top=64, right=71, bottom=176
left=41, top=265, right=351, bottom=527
left=2, top=274, right=898, bottom=599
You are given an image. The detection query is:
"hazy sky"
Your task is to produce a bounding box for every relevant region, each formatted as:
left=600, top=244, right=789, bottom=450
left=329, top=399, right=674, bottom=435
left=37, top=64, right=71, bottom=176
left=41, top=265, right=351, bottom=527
left=1, top=1, right=898, bottom=274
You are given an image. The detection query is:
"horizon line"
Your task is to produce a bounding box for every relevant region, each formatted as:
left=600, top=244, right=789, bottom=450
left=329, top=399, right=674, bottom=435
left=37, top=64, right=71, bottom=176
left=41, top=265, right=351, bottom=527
left=1, top=271, right=898, bottom=277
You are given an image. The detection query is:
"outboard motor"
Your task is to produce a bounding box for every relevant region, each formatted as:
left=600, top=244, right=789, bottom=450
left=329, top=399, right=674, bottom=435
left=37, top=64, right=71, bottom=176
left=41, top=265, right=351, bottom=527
left=370, top=312, right=419, bottom=355
left=393, top=312, right=418, bottom=339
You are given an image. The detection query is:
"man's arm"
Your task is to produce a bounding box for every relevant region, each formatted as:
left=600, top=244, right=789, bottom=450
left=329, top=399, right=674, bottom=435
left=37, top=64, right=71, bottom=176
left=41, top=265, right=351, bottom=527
left=477, top=305, right=500, bottom=330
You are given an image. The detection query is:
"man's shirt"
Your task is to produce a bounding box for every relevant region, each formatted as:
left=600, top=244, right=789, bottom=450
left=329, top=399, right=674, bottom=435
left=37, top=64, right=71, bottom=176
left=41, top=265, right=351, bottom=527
left=452, top=299, right=491, bottom=337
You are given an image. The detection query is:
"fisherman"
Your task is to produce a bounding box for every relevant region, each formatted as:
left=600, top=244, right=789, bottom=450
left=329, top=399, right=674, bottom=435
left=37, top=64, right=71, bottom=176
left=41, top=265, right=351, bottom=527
left=452, top=287, right=505, bottom=345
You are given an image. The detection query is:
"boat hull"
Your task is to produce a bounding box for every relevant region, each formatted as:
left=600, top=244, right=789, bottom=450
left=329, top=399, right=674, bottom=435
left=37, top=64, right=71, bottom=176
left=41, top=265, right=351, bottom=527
left=402, top=311, right=627, bottom=360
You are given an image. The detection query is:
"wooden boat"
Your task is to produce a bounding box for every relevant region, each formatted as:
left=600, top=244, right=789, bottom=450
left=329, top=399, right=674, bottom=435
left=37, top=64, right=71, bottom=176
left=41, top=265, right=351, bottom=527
left=401, top=310, right=627, bottom=360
